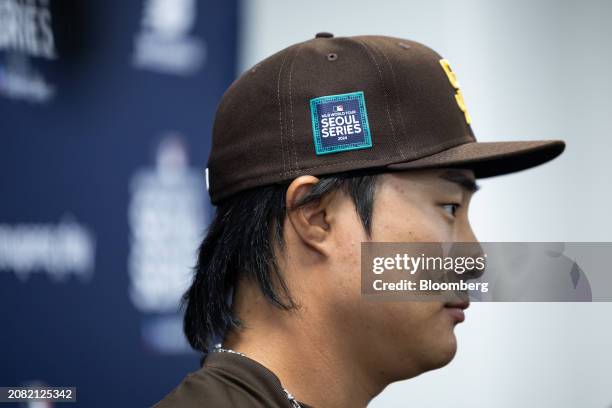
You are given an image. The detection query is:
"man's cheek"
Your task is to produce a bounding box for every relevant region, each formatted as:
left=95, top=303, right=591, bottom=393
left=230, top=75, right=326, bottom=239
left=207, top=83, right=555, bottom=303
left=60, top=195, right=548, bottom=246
left=372, top=209, right=435, bottom=242
left=404, top=207, right=454, bottom=242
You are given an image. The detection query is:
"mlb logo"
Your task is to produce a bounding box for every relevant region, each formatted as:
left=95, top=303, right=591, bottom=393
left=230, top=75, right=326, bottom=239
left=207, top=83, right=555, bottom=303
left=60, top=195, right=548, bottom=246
left=334, top=105, right=344, bottom=112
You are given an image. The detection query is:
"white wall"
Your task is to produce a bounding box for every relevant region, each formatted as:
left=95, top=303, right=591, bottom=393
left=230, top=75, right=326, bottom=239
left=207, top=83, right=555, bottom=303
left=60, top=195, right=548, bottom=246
left=239, top=1, right=612, bottom=406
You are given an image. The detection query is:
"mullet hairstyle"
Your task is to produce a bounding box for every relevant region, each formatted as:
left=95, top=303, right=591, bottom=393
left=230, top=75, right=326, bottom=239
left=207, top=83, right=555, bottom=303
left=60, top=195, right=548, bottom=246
left=182, top=169, right=381, bottom=355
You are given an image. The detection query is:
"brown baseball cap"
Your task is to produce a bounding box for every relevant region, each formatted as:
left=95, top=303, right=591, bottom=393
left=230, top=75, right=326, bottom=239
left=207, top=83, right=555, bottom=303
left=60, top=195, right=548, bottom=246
left=206, top=33, right=565, bottom=205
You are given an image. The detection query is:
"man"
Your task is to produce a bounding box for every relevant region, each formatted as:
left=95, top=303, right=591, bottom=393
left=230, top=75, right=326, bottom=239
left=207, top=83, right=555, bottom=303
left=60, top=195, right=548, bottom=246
left=154, top=33, right=565, bottom=407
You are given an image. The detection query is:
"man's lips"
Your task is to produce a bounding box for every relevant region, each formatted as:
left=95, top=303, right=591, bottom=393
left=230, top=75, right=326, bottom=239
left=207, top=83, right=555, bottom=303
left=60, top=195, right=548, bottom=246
left=444, top=300, right=470, bottom=323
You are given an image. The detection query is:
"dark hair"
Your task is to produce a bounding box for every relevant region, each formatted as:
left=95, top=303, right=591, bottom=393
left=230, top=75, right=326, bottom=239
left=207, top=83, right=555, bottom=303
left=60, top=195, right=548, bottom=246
left=182, top=169, right=381, bottom=355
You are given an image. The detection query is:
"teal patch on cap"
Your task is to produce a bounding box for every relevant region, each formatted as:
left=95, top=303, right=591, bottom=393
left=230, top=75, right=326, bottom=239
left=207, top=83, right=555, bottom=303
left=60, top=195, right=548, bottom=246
left=310, top=91, right=372, bottom=155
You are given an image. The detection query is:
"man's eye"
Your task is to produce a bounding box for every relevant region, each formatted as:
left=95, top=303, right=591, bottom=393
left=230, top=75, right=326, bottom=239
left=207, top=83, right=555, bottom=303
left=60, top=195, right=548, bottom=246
left=442, top=203, right=461, bottom=217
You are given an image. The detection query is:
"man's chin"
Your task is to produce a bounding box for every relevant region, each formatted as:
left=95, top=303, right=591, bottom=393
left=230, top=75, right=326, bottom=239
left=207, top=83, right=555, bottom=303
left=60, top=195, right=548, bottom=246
left=390, top=334, right=459, bottom=382
left=423, top=333, right=458, bottom=371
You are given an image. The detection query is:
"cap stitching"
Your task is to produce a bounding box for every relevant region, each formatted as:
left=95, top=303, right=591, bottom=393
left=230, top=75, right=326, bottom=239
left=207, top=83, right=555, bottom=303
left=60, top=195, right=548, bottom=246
left=353, top=38, right=405, bottom=160
left=288, top=43, right=306, bottom=173
left=370, top=39, right=411, bottom=158
left=277, top=48, right=291, bottom=178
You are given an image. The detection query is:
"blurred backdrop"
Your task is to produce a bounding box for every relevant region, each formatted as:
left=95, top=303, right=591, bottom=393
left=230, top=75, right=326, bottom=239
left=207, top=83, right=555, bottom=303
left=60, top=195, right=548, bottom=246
left=1, top=0, right=611, bottom=407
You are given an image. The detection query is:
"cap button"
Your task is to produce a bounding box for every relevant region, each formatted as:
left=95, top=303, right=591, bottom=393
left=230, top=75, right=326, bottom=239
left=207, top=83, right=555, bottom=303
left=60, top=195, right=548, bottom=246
left=315, top=32, right=334, bottom=39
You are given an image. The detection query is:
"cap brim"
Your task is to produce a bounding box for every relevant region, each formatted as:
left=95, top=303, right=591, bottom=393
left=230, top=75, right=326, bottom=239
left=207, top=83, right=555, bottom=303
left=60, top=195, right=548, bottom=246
left=386, top=140, right=565, bottom=178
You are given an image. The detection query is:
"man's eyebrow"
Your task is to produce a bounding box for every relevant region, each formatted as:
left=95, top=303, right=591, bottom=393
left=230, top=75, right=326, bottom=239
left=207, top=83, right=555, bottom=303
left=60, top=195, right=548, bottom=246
left=438, top=169, right=481, bottom=193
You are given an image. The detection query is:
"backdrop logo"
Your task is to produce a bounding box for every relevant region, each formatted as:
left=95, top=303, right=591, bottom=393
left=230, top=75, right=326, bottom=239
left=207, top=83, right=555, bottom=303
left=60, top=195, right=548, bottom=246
left=132, top=0, right=206, bottom=75
left=128, top=133, right=207, bottom=314
left=0, top=0, right=57, bottom=59
left=0, top=215, right=96, bottom=282
left=128, top=133, right=207, bottom=354
left=310, top=91, right=372, bottom=155
left=0, top=0, right=56, bottom=102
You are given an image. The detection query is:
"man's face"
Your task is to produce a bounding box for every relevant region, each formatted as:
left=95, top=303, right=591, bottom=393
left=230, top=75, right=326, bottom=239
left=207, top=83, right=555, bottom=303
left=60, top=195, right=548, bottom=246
left=322, top=168, right=479, bottom=383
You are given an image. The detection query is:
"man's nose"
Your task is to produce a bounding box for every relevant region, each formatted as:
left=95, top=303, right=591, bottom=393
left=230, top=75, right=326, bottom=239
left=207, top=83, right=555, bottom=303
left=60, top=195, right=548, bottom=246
left=459, top=221, right=479, bottom=245
left=450, top=227, right=486, bottom=280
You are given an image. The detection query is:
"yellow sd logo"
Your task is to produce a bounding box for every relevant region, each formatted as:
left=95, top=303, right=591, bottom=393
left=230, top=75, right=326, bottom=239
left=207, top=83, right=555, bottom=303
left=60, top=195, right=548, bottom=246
left=439, top=59, right=472, bottom=125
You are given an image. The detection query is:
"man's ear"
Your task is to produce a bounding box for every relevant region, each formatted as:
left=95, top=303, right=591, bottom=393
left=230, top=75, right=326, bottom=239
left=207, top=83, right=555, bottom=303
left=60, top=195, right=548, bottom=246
left=285, top=176, right=335, bottom=256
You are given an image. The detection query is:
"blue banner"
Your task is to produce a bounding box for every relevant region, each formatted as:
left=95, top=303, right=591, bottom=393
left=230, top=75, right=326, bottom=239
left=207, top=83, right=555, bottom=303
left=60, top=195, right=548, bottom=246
left=0, top=0, right=237, bottom=406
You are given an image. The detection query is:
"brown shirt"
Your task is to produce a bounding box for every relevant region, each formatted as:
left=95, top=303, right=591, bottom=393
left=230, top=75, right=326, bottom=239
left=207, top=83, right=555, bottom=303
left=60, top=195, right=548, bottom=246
left=153, top=351, right=313, bottom=408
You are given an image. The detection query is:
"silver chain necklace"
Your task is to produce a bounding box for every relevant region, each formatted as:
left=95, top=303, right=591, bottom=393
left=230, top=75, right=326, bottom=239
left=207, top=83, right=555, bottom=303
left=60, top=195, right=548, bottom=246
left=211, top=344, right=302, bottom=408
